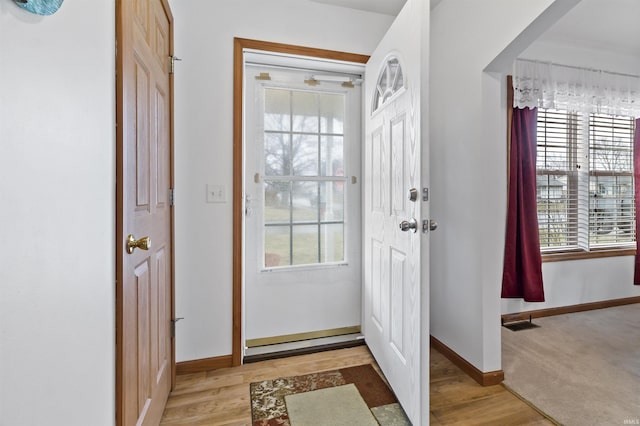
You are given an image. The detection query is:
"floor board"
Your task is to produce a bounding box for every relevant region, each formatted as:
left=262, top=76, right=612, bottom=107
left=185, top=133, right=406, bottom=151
left=160, top=345, right=552, bottom=425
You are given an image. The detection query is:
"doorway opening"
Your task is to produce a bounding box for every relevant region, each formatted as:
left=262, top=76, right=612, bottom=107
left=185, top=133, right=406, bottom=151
left=232, top=39, right=369, bottom=365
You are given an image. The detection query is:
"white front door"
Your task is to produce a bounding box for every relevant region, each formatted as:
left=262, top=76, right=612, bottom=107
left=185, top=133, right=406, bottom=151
left=363, top=0, right=429, bottom=423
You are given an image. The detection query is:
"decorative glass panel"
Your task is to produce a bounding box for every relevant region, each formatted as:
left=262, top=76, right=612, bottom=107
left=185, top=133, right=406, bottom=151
left=372, top=57, right=404, bottom=113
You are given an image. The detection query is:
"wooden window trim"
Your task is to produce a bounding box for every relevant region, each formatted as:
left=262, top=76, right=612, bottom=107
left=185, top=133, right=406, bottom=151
left=542, top=247, right=636, bottom=262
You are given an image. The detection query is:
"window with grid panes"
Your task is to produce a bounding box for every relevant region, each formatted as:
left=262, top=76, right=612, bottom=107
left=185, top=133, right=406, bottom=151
left=536, top=108, right=636, bottom=252
left=262, top=88, right=347, bottom=267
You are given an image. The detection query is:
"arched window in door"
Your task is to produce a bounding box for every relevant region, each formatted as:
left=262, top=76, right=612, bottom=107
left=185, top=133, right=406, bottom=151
left=372, top=56, right=405, bottom=113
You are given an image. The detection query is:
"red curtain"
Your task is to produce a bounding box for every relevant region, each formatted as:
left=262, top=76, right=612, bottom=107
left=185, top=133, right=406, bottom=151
left=502, top=107, right=545, bottom=301
left=633, top=118, right=640, bottom=285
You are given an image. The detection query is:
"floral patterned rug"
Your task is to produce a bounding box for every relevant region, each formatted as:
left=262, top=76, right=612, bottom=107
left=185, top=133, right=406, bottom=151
left=250, top=364, right=411, bottom=425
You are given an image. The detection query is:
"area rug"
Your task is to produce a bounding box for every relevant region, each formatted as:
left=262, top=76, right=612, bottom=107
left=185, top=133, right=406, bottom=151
left=250, top=364, right=410, bottom=425
left=502, top=304, right=640, bottom=426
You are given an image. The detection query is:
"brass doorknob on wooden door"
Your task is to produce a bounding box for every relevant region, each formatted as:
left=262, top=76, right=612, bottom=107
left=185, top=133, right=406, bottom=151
left=126, top=235, right=151, bottom=254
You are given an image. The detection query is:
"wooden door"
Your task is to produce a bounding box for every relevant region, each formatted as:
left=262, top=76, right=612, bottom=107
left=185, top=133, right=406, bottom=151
left=116, top=0, right=174, bottom=425
left=363, top=0, right=428, bottom=423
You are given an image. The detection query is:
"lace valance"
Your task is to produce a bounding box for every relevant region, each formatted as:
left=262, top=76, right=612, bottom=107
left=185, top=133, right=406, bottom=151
left=512, top=59, right=640, bottom=118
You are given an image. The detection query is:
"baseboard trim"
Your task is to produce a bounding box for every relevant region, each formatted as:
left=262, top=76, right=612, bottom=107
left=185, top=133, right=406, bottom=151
left=430, top=336, right=504, bottom=386
left=501, top=296, right=640, bottom=323
left=176, top=354, right=233, bottom=375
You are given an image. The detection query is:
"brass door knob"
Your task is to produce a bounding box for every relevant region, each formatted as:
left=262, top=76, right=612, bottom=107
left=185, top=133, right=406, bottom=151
left=126, top=235, right=151, bottom=254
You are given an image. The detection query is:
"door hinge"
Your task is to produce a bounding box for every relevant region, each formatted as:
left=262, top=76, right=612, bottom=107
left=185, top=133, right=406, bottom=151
left=169, top=188, right=174, bottom=206
left=169, top=56, right=182, bottom=74
left=171, top=317, right=184, bottom=338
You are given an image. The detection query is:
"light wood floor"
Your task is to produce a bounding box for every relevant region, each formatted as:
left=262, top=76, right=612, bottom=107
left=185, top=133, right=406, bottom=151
left=160, top=345, right=553, bottom=425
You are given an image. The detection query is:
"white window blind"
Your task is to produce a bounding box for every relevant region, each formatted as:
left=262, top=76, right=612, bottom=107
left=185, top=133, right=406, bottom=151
left=536, top=109, right=635, bottom=252
left=588, top=114, right=635, bottom=246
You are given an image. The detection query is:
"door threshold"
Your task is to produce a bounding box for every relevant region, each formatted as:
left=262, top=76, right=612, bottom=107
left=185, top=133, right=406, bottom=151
left=244, top=333, right=365, bottom=363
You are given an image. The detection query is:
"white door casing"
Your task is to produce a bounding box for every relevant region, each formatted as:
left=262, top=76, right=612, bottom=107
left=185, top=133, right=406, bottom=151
left=363, top=0, right=429, bottom=423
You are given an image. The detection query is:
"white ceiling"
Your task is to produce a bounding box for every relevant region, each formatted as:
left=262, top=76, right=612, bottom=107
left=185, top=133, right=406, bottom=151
left=311, top=0, right=640, bottom=56
left=537, top=0, right=640, bottom=56
left=310, top=0, right=407, bottom=16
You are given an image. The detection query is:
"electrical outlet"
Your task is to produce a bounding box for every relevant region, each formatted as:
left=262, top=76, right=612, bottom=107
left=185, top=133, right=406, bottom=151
left=207, top=184, right=226, bottom=203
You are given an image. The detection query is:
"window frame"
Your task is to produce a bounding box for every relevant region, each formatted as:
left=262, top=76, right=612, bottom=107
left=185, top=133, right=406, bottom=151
left=535, top=108, right=636, bottom=261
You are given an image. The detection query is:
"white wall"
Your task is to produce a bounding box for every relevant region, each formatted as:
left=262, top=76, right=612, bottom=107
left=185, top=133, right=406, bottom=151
left=0, top=2, right=115, bottom=426
left=502, top=40, right=640, bottom=315
left=429, top=0, right=566, bottom=372
left=170, top=0, right=394, bottom=362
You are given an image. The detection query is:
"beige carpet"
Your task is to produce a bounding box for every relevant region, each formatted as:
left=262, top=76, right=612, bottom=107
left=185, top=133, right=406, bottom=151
left=502, top=304, right=640, bottom=426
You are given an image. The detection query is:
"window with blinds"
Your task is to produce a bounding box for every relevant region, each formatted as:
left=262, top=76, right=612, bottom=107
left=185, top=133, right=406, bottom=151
left=536, top=109, right=635, bottom=252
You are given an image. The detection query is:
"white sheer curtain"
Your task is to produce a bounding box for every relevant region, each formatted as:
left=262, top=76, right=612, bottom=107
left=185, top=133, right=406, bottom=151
left=513, top=59, right=640, bottom=118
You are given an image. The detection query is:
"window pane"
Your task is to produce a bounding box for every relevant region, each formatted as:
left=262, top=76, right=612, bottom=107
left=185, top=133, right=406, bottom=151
left=264, top=133, right=290, bottom=176
left=588, top=114, right=635, bottom=246
left=292, top=91, right=318, bottom=133
left=264, top=89, right=290, bottom=131
left=292, top=134, right=318, bottom=176
left=320, top=93, right=344, bottom=134
left=589, top=175, right=635, bottom=245
left=319, top=181, right=344, bottom=222
left=320, top=224, right=344, bottom=263
left=590, top=114, right=634, bottom=172
left=536, top=109, right=580, bottom=250
left=537, top=174, right=577, bottom=248
left=265, top=226, right=291, bottom=267
left=292, top=181, right=318, bottom=223
left=320, top=136, right=344, bottom=177
left=264, top=181, right=290, bottom=224
left=292, top=225, right=318, bottom=265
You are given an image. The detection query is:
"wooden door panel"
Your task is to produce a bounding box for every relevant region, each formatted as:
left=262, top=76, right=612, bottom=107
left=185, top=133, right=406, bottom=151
left=118, top=0, right=173, bottom=424
left=154, top=12, right=169, bottom=69
left=135, top=60, right=151, bottom=209
left=155, top=86, right=169, bottom=206
left=154, top=246, right=170, bottom=378
left=134, top=0, right=150, bottom=41
left=135, top=260, right=151, bottom=416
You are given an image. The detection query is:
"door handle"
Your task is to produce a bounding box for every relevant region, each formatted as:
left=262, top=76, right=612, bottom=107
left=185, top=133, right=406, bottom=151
left=126, top=234, right=151, bottom=254
left=399, top=218, right=418, bottom=233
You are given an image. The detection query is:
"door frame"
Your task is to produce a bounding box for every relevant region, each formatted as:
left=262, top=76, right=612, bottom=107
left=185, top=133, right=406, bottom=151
left=232, top=38, right=369, bottom=365
left=115, top=0, right=176, bottom=423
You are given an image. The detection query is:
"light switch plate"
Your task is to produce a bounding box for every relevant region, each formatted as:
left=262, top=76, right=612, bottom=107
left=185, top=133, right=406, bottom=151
left=207, top=184, right=226, bottom=203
